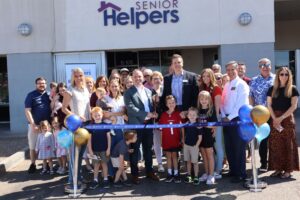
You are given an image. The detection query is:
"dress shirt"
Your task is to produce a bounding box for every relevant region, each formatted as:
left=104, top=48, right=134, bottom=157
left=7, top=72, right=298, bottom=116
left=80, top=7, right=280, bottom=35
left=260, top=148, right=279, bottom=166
left=136, top=85, right=150, bottom=112
left=249, top=73, right=275, bottom=106
left=221, top=76, right=249, bottom=120
left=172, top=72, right=183, bottom=105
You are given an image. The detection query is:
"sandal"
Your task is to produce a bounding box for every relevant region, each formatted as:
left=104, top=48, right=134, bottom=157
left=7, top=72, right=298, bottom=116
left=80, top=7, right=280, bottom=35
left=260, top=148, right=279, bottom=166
left=280, top=172, right=291, bottom=179
left=270, top=171, right=282, bottom=177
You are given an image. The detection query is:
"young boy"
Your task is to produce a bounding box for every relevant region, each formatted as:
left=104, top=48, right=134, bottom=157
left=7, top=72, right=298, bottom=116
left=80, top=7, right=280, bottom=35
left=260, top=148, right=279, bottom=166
left=111, top=130, right=137, bottom=187
left=95, top=87, right=112, bottom=111
left=183, top=107, right=202, bottom=185
left=87, top=107, right=111, bottom=189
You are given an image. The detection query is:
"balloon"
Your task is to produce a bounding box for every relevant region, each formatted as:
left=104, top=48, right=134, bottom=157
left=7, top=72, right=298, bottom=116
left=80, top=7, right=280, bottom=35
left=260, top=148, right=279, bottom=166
left=255, top=123, right=270, bottom=143
left=74, top=128, right=90, bottom=146
left=250, top=105, right=270, bottom=126
left=239, top=122, right=257, bottom=142
left=57, top=130, right=73, bottom=148
left=239, top=104, right=253, bottom=122
left=64, top=114, right=82, bottom=132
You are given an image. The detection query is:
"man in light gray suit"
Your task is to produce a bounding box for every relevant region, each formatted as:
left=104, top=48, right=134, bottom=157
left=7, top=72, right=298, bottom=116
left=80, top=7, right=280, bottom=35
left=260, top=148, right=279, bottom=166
left=124, top=69, right=159, bottom=184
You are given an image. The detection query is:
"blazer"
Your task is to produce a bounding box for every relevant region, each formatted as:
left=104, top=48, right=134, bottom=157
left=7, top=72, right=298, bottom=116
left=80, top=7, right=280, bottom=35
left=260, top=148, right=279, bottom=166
left=124, top=85, right=154, bottom=124
left=161, top=70, right=199, bottom=111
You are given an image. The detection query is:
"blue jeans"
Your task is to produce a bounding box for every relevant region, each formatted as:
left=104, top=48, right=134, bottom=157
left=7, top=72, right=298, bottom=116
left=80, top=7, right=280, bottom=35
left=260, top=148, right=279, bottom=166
left=68, top=144, right=86, bottom=185
left=108, top=129, right=123, bottom=176
left=214, top=126, right=224, bottom=173
left=130, top=128, right=154, bottom=176
left=223, top=117, right=246, bottom=178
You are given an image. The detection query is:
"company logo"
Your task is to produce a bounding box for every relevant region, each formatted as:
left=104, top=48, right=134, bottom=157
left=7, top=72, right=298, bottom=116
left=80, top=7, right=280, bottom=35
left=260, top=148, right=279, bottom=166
left=97, top=1, right=180, bottom=29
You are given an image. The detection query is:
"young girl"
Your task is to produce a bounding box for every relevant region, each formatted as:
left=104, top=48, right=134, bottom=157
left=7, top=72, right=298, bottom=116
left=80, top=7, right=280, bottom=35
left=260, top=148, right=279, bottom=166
left=52, top=117, right=67, bottom=175
left=35, top=120, right=55, bottom=175
left=159, top=95, right=182, bottom=183
left=198, top=91, right=217, bottom=185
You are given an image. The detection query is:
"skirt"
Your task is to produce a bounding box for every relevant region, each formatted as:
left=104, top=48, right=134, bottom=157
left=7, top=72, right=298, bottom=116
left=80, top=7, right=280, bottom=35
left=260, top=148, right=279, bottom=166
left=268, top=111, right=299, bottom=172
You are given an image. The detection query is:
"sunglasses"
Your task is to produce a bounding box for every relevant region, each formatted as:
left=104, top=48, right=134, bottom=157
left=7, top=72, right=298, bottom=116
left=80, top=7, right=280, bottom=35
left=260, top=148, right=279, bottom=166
left=280, top=73, right=289, bottom=77
left=259, top=63, right=271, bottom=68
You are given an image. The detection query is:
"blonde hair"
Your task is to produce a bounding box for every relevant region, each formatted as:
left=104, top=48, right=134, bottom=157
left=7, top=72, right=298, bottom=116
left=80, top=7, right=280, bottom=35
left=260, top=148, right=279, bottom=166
left=39, top=120, right=50, bottom=132
left=96, top=87, right=106, bottom=95
left=71, top=68, right=85, bottom=88
left=85, top=76, right=95, bottom=92
left=197, top=91, right=214, bottom=117
left=199, top=68, right=218, bottom=91
left=151, top=71, right=163, bottom=81
left=91, top=106, right=103, bottom=115
left=187, top=107, right=199, bottom=116
left=272, top=67, right=293, bottom=98
left=165, top=95, right=176, bottom=104
left=109, top=79, right=122, bottom=99
left=124, top=130, right=137, bottom=141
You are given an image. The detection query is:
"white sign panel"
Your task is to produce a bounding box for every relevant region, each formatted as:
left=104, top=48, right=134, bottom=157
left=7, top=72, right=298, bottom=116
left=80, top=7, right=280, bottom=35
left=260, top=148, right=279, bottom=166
left=65, top=63, right=97, bottom=87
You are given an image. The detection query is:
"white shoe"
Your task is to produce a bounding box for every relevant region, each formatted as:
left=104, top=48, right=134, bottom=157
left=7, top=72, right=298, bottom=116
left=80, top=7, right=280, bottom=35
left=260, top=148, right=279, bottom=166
left=199, top=173, right=208, bottom=182
left=206, top=175, right=215, bottom=185
left=158, top=164, right=165, bottom=173
left=214, top=172, right=222, bottom=179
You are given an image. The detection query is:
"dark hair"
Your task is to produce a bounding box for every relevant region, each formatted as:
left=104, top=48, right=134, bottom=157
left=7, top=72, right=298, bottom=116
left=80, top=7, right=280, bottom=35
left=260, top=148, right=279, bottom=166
left=35, top=77, right=46, bottom=84
left=56, top=82, right=66, bottom=93
left=172, top=54, right=183, bottom=61
left=50, top=82, right=57, bottom=89
left=124, top=130, right=137, bottom=141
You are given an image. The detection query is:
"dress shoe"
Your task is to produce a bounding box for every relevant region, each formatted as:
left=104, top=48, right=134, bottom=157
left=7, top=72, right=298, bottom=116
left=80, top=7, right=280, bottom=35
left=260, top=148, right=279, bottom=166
left=146, top=172, right=160, bottom=181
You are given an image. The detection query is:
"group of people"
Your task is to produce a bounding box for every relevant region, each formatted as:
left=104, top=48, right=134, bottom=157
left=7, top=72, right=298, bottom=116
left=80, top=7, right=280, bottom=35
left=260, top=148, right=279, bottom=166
left=24, top=54, right=299, bottom=194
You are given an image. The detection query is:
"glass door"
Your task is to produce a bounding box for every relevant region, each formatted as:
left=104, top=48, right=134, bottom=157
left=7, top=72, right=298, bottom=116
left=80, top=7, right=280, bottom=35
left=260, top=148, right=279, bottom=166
left=275, top=50, right=296, bottom=85
left=0, top=56, right=9, bottom=122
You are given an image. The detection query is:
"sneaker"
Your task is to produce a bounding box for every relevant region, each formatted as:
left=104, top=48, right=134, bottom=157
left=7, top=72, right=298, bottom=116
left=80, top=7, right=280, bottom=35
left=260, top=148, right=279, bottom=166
left=174, top=174, right=181, bottom=183
left=158, top=164, right=165, bottom=173
left=103, top=180, right=110, bottom=189
left=113, top=180, right=123, bottom=188
left=259, top=166, right=268, bottom=173
left=122, top=180, right=132, bottom=187
left=49, top=170, right=55, bottom=175
left=40, top=169, right=48, bottom=175
left=199, top=173, right=208, bottom=182
left=214, top=172, right=222, bottom=179
left=206, top=175, right=215, bottom=185
left=89, top=181, right=99, bottom=190
left=57, top=168, right=67, bottom=175
left=165, top=174, right=174, bottom=183
left=64, top=184, right=83, bottom=194
left=193, top=177, right=200, bottom=185
left=28, top=163, right=36, bottom=174
left=184, top=175, right=193, bottom=184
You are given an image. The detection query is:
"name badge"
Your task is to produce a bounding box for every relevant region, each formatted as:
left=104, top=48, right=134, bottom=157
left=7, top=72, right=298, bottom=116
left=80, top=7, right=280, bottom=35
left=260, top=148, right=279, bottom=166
left=231, top=87, right=236, bottom=91
left=183, top=79, right=188, bottom=83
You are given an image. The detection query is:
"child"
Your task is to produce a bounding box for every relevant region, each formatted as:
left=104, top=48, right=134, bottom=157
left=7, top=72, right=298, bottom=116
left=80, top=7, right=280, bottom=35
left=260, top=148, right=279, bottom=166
left=183, top=107, right=202, bottom=185
left=49, top=82, right=57, bottom=100
left=95, top=87, right=112, bottom=112
left=35, top=120, right=55, bottom=175
left=198, top=91, right=217, bottom=185
left=87, top=107, right=111, bottom=189
left=158, top=95, right=182, bottom=183
left=52, top=117, right=67, bottom=175
left=111, top=130, right=137, bottom=187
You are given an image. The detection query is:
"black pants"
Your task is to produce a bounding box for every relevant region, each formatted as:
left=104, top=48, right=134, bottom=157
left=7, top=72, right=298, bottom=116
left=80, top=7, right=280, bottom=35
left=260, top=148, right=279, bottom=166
left=259, top=136, right=269, bottom=168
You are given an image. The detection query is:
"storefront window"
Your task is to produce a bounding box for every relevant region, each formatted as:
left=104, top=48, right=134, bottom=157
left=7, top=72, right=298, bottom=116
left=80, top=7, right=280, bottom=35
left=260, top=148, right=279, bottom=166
left=0, top=57, right=9, bottom=122
left=275, top=50, right=296, bottom=84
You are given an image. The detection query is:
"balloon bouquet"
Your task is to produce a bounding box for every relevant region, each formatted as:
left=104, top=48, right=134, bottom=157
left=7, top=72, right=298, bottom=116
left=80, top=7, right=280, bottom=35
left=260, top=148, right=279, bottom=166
left=57, top=114, right=90, bottom=198
left=238, top=105, right=271, bottom=192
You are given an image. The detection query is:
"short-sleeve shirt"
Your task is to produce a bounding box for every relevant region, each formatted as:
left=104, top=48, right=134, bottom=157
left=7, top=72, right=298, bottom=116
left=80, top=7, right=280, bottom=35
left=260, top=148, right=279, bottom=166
left=249, top=74, right=275, bottom=106
left=105, top=95, right=125, bottom=124
left=184, top=123, right=202, bottom=146
left=24, top=90, right=51, bottom=125
left=88, top=122, right=110, bottom=152
left=198, top=108, right=217, bottom=134
left=267, top=86, right=299, bottom=111
left=204, top=85, right=222, bottom=105
left=159, top=111, right=182, bottom=150
left=111, top=139, right=128, bottom=158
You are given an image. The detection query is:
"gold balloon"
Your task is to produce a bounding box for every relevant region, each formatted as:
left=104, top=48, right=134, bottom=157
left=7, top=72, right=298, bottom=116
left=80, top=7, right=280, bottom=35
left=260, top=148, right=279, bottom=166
left=251, top=105, right=270, bottom=127
left=74, top=128, right=90, bottom=146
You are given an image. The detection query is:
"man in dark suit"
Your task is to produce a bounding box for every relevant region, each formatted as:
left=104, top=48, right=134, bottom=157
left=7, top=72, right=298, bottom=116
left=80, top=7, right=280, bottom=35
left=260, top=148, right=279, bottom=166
left=161, top=54, right=199, bottom=115
left=124, top=69, right=159, bottom=184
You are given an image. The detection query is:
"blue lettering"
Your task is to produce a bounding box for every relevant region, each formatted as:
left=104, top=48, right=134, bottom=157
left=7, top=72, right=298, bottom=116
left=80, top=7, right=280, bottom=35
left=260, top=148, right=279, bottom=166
left=117, top=12, right=130, bottom=25
left=150, top=11, right=162, bottom=24
left=104, top=10, right=117, bottom=26
left=135, top=11, right=149, bottom=29
left=130, top=7, right=135, bottom=25
left=170, top=10, right=179, bottom=23
left=162, top=10, right=170, bottom=23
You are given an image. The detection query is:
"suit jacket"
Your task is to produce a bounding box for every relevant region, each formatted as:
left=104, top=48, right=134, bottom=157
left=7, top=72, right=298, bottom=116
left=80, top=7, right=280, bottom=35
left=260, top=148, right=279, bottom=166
left=161, top=70, right=199, bottom=111
left=124, top=85, right=154, bottom=124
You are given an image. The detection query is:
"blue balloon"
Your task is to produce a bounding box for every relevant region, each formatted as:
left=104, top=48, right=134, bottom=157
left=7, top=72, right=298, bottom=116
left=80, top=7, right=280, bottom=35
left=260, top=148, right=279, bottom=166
left=65, top=114, right=82, bottom=132
left=255, top=123, right=270, bottom=143
left=239, top=104, right=253, bottom=122
left=239, top=122, right=257, bottom=142
left=57, top=130, right=73, bottom=148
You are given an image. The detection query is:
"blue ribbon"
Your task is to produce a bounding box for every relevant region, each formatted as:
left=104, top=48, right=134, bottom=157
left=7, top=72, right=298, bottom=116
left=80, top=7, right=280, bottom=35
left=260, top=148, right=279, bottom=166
left=84, top=121, right=248, bottom=130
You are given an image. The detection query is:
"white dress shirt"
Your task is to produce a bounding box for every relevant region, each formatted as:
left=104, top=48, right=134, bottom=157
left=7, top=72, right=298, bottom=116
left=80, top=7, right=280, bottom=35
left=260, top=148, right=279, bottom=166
left=221, top=76, right=249, bottom=120
left=136, top=85, right=150, bottom=112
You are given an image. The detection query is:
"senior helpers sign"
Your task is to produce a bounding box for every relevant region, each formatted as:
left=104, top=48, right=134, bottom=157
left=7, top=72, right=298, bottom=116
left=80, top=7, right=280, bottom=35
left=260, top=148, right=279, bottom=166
left=97, top=0, right=180, bottom=29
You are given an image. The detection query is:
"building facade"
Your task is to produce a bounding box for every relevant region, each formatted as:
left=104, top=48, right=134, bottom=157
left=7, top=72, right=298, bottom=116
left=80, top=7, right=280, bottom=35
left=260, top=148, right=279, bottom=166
left=0, top=0, right=299, bottom=133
